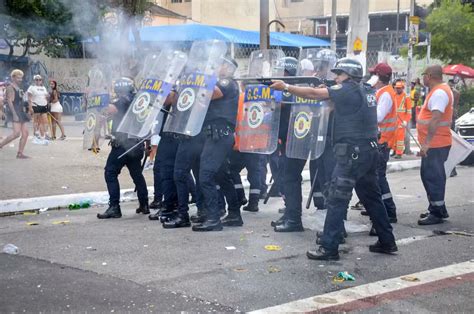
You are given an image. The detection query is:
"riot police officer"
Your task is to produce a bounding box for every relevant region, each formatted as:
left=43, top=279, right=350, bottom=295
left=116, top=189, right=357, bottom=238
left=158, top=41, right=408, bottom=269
left=97, top=78, right=149, bottom=219
left=192, top=57, right=241, bottom=231
left=270, top=58, right=397, bottom=260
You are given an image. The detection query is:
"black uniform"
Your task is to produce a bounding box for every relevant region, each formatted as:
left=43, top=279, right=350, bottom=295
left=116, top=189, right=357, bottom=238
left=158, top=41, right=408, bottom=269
left=308, top=80, right=396, bottom=259
left=98, top=93, right=149, bottom=218
left=192, top=78, right=241, bottom=231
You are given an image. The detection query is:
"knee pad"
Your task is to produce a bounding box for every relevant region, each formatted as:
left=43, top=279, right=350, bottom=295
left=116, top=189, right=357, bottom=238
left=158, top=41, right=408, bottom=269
left=324, top=176, right=355, bottom=201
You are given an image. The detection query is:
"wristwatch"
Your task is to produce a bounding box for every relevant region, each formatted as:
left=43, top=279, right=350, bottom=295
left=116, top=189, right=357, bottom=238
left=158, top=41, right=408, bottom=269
left=283, top=83, right=290, bottom=93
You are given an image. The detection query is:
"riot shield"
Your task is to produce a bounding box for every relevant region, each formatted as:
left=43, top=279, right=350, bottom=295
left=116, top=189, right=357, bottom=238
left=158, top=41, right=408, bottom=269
left=285, top=100, right=331, bottom=160
left=163, top=40, right=227, bottom=136
left=83, top=65, right=111, bottom=150
left=236, top=49, right=285, bottom=154
left=117, top=49, right=188, bottom=138
left=285, top=49, right=338, bottom=160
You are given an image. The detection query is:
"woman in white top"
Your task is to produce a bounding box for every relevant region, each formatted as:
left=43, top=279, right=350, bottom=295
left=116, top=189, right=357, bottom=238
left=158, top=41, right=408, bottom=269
left=27, top=74, right=50, bottom=140
left=49, top=80, right=66, bottom=140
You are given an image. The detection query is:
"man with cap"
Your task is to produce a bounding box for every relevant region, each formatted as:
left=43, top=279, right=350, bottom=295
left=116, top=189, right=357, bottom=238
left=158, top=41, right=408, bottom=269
left=393, top=80, right=412, bottom=159
left=270, top=58, right=397, bottom=260
left=417, top=65, right=453, bottom=225
left=366, top=63, right=398, bottom=234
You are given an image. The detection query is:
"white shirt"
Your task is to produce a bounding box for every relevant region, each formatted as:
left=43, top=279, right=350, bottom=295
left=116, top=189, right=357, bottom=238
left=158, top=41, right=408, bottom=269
left=27, top=85, right=49, bottom=107
left=427, top=88, right=450, bottom=113
left=376, top=91, right=393, bottom=123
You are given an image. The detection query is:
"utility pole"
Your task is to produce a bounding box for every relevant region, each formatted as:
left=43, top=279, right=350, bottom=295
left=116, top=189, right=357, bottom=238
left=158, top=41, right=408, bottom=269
left=406, top=0, right=416, bottom=93
left=405, top=0, right=416, bottom=154
left=260, top=0, right=269, bottom=50
left=396, top=0, right=400, bottom=53
left=330, top=0, right=337, bottom=51
left=346, top=0, right=369, bottom=73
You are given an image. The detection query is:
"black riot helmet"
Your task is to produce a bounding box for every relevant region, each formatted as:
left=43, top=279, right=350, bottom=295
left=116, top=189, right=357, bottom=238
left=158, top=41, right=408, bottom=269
left=114, top=77, right=135, bottom=96
left=330, top=58, right=364, bottom=80
left=282, top=57, right=298, bottom=77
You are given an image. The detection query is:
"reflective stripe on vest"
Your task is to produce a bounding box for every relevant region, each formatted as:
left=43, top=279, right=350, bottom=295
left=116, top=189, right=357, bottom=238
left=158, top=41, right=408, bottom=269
left=397, top=96, right=407, bottom=113
left=416, top=119, right=451, bottom=127
left=376, top=85, right=398, bottom=146
left=416, top=84, right=453, bottom=148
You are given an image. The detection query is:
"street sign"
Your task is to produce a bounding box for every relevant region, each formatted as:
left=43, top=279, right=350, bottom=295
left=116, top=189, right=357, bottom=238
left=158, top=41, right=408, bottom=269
left=409, top=16, right=420, bottom=44
left=409, top=16, right=420, bottom=25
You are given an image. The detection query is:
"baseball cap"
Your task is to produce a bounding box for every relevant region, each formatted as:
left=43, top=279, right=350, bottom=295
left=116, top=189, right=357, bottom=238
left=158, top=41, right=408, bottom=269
left=368, top=63, right=392, bottom=77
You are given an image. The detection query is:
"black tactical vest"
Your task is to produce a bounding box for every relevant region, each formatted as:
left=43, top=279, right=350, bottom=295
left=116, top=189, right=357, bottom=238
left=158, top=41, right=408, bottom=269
left=333, top=82, right=378, bottom=144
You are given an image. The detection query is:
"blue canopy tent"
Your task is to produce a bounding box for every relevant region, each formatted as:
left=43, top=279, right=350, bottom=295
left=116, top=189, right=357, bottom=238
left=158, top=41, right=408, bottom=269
left=85, top=24, right=330, bottom=48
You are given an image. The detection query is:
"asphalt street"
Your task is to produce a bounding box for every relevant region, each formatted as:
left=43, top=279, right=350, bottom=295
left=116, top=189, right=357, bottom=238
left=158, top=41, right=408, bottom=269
left=0, top=166, right=473, bottom=312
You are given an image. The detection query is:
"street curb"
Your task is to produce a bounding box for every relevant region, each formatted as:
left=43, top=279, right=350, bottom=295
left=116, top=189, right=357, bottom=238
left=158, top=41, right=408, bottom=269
left=0, top=159, right=420, bottom=215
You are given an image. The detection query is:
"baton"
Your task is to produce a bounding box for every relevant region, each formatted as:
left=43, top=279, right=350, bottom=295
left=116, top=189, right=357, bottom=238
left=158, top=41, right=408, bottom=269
left=396, top=115, right=422, bottom=150
left=118, top=134, right=152, bottom=159
left=263, top=181, right=275, bottom=205
left=305, top=168, right=319, bottom=209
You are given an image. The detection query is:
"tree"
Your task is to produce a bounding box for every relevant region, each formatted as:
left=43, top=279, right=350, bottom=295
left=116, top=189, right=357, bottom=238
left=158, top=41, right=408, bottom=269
left=0, top=0, right=102, bottom=62
left=424, top=0, right=474, bottom=66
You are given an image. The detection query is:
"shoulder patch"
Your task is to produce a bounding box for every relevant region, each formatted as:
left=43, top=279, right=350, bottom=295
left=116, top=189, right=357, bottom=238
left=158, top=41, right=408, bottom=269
left=330, top=84, right=342, bottom=90
left=219, top=79, right=229, bottom=87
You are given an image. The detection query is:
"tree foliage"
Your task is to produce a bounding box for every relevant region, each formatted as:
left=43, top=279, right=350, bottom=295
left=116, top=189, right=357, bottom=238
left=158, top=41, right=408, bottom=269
left=425, top=0, right=474, bottom=66
left=1, top=0, right=152, bottom=62
left=1, top=0, right=102, bottom=60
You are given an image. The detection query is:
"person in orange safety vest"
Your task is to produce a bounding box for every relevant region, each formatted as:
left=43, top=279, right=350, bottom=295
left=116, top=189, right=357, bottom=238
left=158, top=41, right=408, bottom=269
left=366, top=63, right=398, bottom=235
left=392, top=80, right=412, bottom=158
left=416, top=65, right=453, bottom=226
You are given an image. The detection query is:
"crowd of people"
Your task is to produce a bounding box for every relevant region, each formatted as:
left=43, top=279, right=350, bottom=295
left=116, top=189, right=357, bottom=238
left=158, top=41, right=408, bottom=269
left=0, top=70, right=67, bottom=157
left=88, top=49, right=455, bottom=261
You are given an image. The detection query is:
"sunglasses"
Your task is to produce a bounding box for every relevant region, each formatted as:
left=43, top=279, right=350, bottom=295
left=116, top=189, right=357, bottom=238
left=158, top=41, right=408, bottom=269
left=35, top=79, right=43, bottom=81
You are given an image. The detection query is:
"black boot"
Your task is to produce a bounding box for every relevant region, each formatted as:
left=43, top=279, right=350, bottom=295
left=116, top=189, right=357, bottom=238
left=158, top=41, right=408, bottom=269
left=190, top=208, right=207, bottom=223
left=274, top=219, right=304, bottom=232
left=150, top=199, right=163, bottom=209
left=420, top=210, right=449, bottom=219
left=97, top=205, right=122, bottom=219
left=136, top=202, right=150, bottom=214
left=192, top=218, right=223, bottom=232
left=162, top=213, right=191, bottom=229
left=418, top=214, right=444, bottom=225
left=369, top=241, right=398, bottom=254
left=221, top=212, right=243, bottom=227
left=243, top=195, right=260, bottom=212
left=149, top=207, right=175, bottom=221
left=243, top=202, right=259, bottom=212
left=270, top=214, right=286, bottom=227
left=306, top=247, right=339, bottom=261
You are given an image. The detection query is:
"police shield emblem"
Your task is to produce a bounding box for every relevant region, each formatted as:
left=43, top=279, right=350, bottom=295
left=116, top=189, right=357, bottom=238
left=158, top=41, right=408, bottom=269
left=117, top=49, right=188, bottom=138
left=237, top=85, right=282, bottom=154
left=285, top=99, right=331, bottom=160
left=83, top=65, right=112, bottom=150
left=163, top=40, right=227, bottom=136
left=236, top=49, right=285, bottom=154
